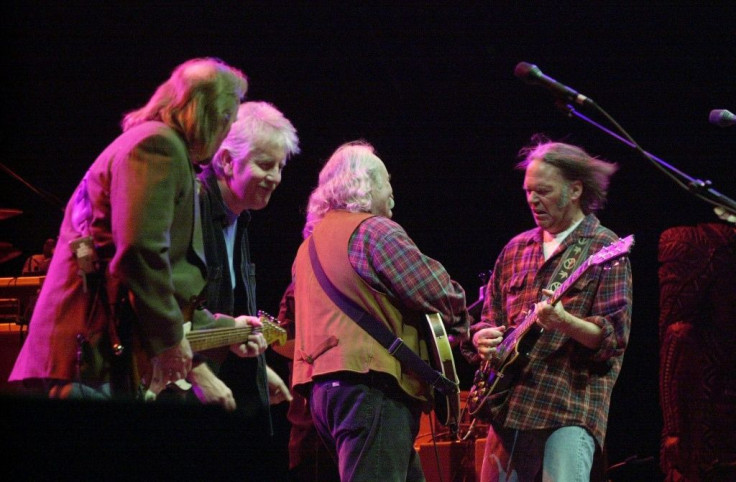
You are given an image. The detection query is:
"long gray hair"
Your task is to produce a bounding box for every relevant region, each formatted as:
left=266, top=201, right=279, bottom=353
left=302, top=140, right=383, bottom=238
left=122, top=57, right=248, bottom=162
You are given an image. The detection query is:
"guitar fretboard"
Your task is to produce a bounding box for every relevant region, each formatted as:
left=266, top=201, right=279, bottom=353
left=185, top=314, right=287, bottom=352
left=187, top=326, right=257, bottom=352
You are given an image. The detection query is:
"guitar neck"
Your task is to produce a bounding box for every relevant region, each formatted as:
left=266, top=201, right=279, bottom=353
left=506, top=257, right=594, bottom=343
left=186, top=326, right=255, bottom=352
left=511, top=307, right=539, bottom=344
left=185, top=312, right=287, bottom=352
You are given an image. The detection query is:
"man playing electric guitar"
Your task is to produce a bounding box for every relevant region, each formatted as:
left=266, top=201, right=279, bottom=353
left=194, top=101, right=300, bottom=479
left=196, top=101, right=299, bottom=419
left=464, top=139, right=633, bottom=482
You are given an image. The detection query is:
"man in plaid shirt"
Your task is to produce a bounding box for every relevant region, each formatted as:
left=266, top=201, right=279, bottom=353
left=467, top=138, right=632, bottom=481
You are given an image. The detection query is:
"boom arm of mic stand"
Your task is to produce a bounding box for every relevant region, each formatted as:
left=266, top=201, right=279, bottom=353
left=556, top=102, right=736, bottom=215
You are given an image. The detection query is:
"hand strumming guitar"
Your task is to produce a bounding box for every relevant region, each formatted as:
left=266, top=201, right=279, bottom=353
left=472, top=325, right=506, bottom=362
left=150, top=337, right=193, bottom=386
left=189, top=363, right=236, bottom=411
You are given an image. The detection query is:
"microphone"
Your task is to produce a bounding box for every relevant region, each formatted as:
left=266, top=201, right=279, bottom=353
left=514, top=62, right=594, bottom=106
left=708, top=109, right=736, bottom=127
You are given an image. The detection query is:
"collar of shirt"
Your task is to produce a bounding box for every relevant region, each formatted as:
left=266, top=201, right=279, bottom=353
left=543, top=216, right=585, bottom=260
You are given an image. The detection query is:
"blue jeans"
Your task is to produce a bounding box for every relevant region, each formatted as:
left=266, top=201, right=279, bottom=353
left=309, top=372, right=425, bottom=482
left=481, top=424, right=595, bottom=482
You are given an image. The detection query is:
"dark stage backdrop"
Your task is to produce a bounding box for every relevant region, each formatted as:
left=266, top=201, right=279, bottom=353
left=3, top=3, right=734, bottom=478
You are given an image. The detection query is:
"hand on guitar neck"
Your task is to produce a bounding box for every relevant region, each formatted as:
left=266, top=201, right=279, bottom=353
left=229, top=315, right=269, bottom=358
left=534, top=288, right=604, bottom=350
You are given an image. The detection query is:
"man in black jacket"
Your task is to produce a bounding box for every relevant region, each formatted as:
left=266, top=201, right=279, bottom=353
left=196, top=101, right=300, bottom=477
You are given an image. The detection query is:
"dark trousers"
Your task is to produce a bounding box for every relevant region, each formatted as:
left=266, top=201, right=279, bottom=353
left=309, top=371, right=425, bottom=482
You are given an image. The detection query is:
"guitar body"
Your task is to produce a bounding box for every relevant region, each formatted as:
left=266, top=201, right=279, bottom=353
left=467, top=324, right=542, bottom=418
left=424, top=313, right=461, bottom=435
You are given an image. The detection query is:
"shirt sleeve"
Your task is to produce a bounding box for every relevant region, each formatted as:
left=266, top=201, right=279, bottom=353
left=585, top=255, right=632, bottom=362
left=351, top=216, right=469, bottom=338
left=461, top=253, right=506, bottom=364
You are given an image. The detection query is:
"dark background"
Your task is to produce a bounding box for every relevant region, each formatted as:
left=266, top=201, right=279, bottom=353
left=2, top=2, right=734, bottom=479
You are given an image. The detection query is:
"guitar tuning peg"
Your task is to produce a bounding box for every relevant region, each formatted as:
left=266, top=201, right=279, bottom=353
left=258, top=309, right=285, bottom=325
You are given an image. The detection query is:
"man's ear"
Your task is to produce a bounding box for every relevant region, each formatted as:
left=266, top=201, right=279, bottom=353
left=221, top=150, right=234, bottom=176
left=570, top=180, right=583, bottom=201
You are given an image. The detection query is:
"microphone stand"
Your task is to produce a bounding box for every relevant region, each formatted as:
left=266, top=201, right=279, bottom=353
left=553, top=100, right=736, bottom=216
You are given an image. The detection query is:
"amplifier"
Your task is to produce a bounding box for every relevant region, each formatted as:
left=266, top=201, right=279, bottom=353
left=0, top=276, right=45, bottom=324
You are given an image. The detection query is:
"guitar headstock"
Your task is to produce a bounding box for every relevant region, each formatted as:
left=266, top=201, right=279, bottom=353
left=258, top=310, right=287, bottom=346
left=590, top=234, right=634, bottom=266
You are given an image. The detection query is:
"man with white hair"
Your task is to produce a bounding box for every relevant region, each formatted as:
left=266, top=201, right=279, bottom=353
left=291, top=141, right=469, bottom=481
left=195, top=101, right=299, bottom=475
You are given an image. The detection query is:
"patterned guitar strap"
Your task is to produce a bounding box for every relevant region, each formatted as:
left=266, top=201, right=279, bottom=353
left=545, top=227, right=602, bottom=297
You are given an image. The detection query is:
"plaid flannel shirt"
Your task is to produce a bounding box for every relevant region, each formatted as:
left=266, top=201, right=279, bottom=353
left=469, top=214, right=632, bottom=448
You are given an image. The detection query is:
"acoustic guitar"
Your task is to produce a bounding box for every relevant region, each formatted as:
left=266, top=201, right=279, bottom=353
left=424, top=313, right=461, bottom=436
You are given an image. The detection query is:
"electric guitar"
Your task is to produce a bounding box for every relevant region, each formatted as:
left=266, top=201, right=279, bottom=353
left=467, top=234, right=634, bottom=418
left=424, top=313, right=461, bottom=436
left=143, top=310, right=287, bottom=400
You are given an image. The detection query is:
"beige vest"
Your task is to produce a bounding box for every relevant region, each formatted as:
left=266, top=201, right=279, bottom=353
left=291, top=210, right=429, bottom=401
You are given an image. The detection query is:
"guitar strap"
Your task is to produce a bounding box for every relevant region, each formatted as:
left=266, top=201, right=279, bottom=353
left=307, top=237, right=458, bottom=396
left=544, top=229, right=600, bottom=297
